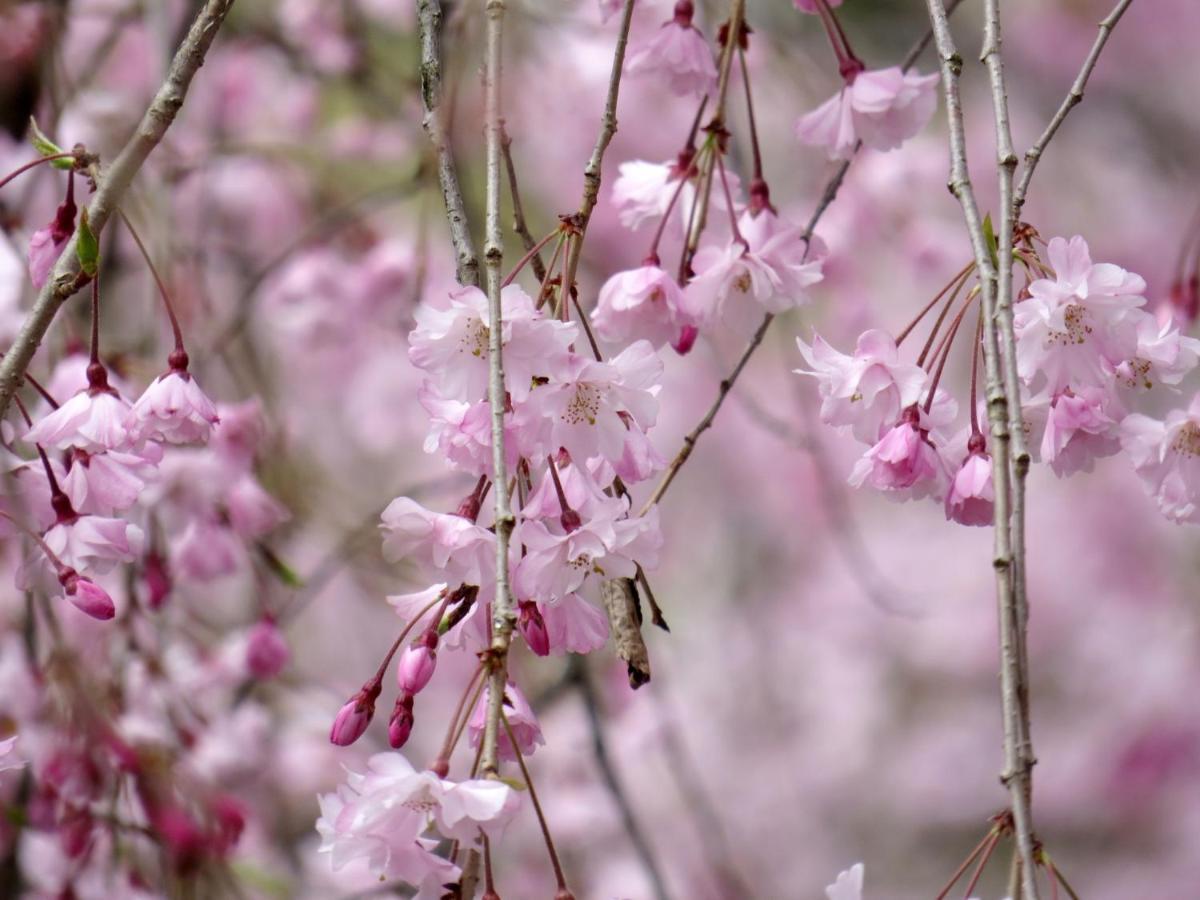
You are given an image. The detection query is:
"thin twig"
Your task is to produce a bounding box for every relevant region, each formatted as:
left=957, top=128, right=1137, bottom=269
left=0, top=0, right=237, bottom=421
left=478, top=0, right=515, bottom=782
left=928, top=0, right=1038, bottom=894
left=1013, top=0, right=1135, bottom=215
left=418, top=0, right=480, bottom=287
left=500, top=121, right=547, bottom=283
left=556, top=0, right=637, bottom=312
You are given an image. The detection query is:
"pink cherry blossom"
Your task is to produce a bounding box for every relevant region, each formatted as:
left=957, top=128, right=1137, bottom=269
left=60, top=447, right=158, bottom=516
left=1014, top=235, right=1148, bottom=394
left=530, top=340, right=662, bottom=466
left=225, top=473, right=290, bottom=538
left=1114, top=313, right=1200, bottom=391
left=594, top=264, right=692, bottom=349
left=43, top=514, right=143, bottom=577
left=795, top=67, right=939, bottom=160
left=408, top=283, right=575, bottom=403
left=542, top=592, right=610, bottom=655
left=849, top=408, right=948, bottom=501
left=27, top=224, right=71, bottom=290
left=171, top=518, right=243, bottom=581
left=625, top=3, right=717, bottom=99
left=1120, top=393, right=1200, bottom=524
left=683, top=212, right=826, bottom=332
left=1037, top=388, right=1122, bottom=477
left=795, top=330, right=928, bottom=443
left=611, top=156, right=743, bottom=233
left=945, top=438, right=994, bottom=527
left=380, top=497, right=495, bottom=586
left=329, top=682, right=381, bottom=747
left=469, top=681, right=545, bottom=762
left=24, top=388, right=133, bottom=453
left=316, top=751, right=518, bottom=885
left=127, top=368, right=220, bottom=444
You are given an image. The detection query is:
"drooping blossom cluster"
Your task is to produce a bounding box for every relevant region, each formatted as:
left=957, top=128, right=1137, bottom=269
left=797, top=233, right=1200, bottom=528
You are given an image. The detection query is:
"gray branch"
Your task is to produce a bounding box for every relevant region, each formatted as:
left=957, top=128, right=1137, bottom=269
left=418, top=0, right=480, bottom=288
left=0, top=0, right=236, bottom=420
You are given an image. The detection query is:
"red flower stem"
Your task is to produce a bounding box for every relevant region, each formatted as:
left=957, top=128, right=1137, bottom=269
left=118, top=211, right=186, bottom=354
left=969, top=306, right=983, bottom=436
left=715, top=153, right=745, bottom=245
left=370, top=591, right=446, bottom=684
left=502, top=711, right=569, bottom=892
left=503, top=227, right=561, bottom=288
left=0, top=153, right=75, bottom=192
left=897, top=260, right=974, bottom=348
left=646, top=151, right=703, bottom=264
left=934, top=825, right=1001, bottom=900
left=959, top=828, right=1002, bottom=898
left=436, top=662, right=486, bottom=764
left=737, top=49, right=764, bottom=181
left=924, top=290, right=975, bottom=413
left=89, top=274, right=101, bottom=366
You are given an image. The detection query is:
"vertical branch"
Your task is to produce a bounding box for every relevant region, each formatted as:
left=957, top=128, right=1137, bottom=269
left=418, top=0, right=480, bottom=288
left=479, top=0, right=514, bottom=782
left=981, top=9, right=1039, bottom=900
left=924, top=1, right=1039, bottom=896
left=0, top=0, right=236, bottom=421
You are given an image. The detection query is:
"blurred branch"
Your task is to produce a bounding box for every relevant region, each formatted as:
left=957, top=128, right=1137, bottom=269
left=570, top=657, right=671, bottom=900
left=639, top=2, right=963, bottom=516
left=0, top=0, right=237, bottom=421
left=732, top=386, right=918, bottom=618
left=1013, top=0, right=1136, bottom=215
left=926, top=0, right=1038, bottom=895
left=418, top=0, right=480, bottom=288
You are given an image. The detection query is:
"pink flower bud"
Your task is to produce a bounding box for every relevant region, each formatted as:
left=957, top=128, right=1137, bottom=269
left=387, top=694, right=415, bottom=749
left=518, top=601, right=550, bottom=657
left=329, top=681, right=382, bottom=746
left=672, top=324, right=698, bottom=355
left=143, top=551, right=172, bottom=610
left=59, top=569, right=116, bottom=621
left=245, top=617, right=290, bottom=679
left=396, top=633, right=438, bottom=694
left=153, top=806, right=207, bottom=873
left=208, top=794, right=246, bottom=856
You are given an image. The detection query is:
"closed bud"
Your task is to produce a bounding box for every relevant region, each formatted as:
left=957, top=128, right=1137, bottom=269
left=518, top=601, right=550, bottom=656
left=246, top=616, right=290, bottom=679
left=59, top=569, right=115, bottom=621
left=397, top=632, right=438, bottom=694
left=388, top=694, right=415, bottom=749
left=330, top=681, right=382, bottom=746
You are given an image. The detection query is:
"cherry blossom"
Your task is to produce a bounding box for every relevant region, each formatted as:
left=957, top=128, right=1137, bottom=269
left=468, top=682, right=545, bottom=762
left=825, top=863, right=864, bottom=900
left=795, top=67, right=939, bottom=160
left=408, top=283, right=575, bottom=403
left=945, top=436, right=994, bottom=527
left=625, top=2, right=717, bottom=99
left=127, top=366, right=220, bottom=444
left=380, top=496, right=495, bottom=587
left=24, top=383, right=133, bottom=453
left=795, top=330, right=928, bottom=443
left=594, top=263, right=693, bottom=349
left=1120, top=394, right=1200, bottom=523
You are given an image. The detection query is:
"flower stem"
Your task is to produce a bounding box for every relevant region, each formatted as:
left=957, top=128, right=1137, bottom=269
left=119, top=211, right=186, bottom=355
left=0, top=153, right=76, bottom=192
left=502, top=711, right=569, bottom=892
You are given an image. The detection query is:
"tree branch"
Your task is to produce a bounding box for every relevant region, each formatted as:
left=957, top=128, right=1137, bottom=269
left=930, top=0, right=1039, bottom=894
left=0, top=0, right=236, bottom=421
left=418, top=0, right=480, bottom=288
left=500, top=122, right=547, bottom=283
left=1013, top=0, right=1135, bottom=215
left=478, top=0, right=515, bottom=783
left=557, top=0, right=636, bottom=307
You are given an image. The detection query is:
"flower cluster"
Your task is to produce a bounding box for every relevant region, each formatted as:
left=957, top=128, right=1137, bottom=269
left=797, top=234, right=1200, bottom=528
